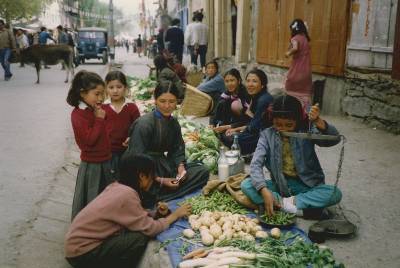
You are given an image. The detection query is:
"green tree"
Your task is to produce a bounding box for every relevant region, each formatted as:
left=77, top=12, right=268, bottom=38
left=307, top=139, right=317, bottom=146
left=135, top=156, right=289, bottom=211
left=0, top=0, right=53, bottom=24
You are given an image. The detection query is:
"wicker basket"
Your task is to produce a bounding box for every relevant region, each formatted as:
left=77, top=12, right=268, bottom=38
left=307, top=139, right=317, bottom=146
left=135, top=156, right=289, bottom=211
left=186, top=71, right=204, bottom=87
left=181, top=84, right=213, bottom=117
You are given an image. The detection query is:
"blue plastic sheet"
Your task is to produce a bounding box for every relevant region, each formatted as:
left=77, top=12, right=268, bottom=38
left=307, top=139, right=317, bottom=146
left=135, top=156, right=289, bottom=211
left=156, top=190, right=311, bottom=268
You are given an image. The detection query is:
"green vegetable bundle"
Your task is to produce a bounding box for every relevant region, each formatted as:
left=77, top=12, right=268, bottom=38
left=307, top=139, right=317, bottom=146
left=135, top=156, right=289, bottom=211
left=216, top=235, right=344, bottom=267
left=181, top=191, right=248, bottom=215
left=127, top=75, right=157, bottom=101
left=260, top=211, right=296, bottom=225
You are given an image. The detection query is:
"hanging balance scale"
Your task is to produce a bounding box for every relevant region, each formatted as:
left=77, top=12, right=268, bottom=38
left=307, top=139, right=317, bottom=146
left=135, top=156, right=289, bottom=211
left=280, top=128, right=358, bottom=243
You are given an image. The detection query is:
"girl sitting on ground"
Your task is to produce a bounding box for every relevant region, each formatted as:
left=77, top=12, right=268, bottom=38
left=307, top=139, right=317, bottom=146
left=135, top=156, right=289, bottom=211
left=102, top=70, right=140, bottom=178
left=66, top=70, right=113, bottom=220
left=65, top=154, right=191, bottom=268
left=241, top=95, right=342, bottom=216
left=224, top=68, right=273, bottom=156
left=210, top=68, right=250, bottom=137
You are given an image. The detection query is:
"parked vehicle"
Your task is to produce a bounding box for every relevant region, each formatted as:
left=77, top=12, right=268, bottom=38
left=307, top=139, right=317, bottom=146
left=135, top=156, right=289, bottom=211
left=76, top=27, right=108, bottom=64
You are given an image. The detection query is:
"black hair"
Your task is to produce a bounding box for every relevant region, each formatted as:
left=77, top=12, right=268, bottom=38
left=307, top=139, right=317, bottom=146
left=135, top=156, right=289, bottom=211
left=119, top=154, right=155, bottom=194
left=66, top=70, right=105, bottom=107
left=171, top=18, right=180, bottom=26
left=223, top=68, right=247, bottom=98
left=154, top=54, right=168, bottom=74
left=205, top=60, right=219, bottom=73
left=154, top=82, right=180, bottom=100
left=105, top=70, right=128, bottom=87
left=245, top=68, right=268, bottom=89
left=57, top=25, right=63, bottom=30
left=0, top=20, right=4, bottom=25
left=194, top=11, right=204, bottom=22
left=40, top=26, right=46, bottom=31
left=271, top=95, right=306, bottom=130
left=289, top=19, right=310, bottom=41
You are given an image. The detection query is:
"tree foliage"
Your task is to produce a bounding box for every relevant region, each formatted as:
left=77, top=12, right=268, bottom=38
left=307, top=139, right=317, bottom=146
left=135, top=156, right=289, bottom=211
left=0, top=0, right=53, bottom=24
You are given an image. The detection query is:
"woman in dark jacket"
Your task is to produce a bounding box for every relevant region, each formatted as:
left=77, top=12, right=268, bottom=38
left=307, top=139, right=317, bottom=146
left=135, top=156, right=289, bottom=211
left=210, top=68, right=250, bottom=137
left=223, top=69, right=273, bottom=156
left=124, top=82, right=209, bottom=208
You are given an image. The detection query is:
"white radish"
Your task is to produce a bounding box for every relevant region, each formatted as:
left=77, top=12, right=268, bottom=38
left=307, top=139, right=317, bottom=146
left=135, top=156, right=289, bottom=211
left=255, top=230, right=268, bottom=239
left=182, top=229, right=195, bottom=239
left=271, top=227, right=281, bottom=239
left=178, top=257, right=215, bottom=268
left=202, top=257, right=243, bottom=268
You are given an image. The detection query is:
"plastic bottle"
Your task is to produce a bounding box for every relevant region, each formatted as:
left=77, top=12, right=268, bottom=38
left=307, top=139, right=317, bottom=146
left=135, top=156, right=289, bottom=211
left=231, top=134, right=241, bottom=157
left=218, top=146, right=229, bottom=181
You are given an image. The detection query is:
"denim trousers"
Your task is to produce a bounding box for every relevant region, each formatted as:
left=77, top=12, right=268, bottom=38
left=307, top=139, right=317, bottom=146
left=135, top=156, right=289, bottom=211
left=241, top=177, right=342, bottom=209
left=0, top=48, right=12, bottom=78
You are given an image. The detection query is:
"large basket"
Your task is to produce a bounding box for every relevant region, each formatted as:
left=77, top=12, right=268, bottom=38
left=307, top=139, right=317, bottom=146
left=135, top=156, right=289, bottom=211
left=186, top=71, right=204, bottom=87
left=181, top=84, right=213, bottom=117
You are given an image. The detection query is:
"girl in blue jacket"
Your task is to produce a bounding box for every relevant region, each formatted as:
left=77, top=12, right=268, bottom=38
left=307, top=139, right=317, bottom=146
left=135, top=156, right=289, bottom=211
left=241, top=95, right=342, bottom=216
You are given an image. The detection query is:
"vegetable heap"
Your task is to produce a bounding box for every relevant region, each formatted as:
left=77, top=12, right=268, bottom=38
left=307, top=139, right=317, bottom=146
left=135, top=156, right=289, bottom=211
left=184, top=211, right=267, bottom=247
left=127, top=75, right=157, bottom=101
left=178, top=117, right=220, bottom=174
left=260, top=211, right=296, bottom=226
left=182, top=191, right=248, bottom=215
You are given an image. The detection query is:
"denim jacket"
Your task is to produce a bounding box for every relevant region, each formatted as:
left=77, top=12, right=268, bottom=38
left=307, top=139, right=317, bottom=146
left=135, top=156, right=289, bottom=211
left=250, top=122, right=340, bottom=197
left=198, top=74, right=225, bottom=94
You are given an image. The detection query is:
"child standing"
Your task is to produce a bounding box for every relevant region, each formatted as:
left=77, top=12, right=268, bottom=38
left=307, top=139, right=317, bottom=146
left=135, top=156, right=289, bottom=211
left=66, top=70, right=113, bottom=220
left=241, top=95, right=342, bottom=216
left=285, top=19, right=312, bottom=108
left=102, top=71, right=140, bottom=178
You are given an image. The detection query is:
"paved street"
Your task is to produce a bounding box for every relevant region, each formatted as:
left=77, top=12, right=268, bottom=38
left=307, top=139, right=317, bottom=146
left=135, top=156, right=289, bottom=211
left=0, top=47, right=400, bottom=268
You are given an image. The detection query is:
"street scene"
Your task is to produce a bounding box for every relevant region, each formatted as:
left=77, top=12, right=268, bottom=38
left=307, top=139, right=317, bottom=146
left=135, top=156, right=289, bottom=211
left=0, top=0, right=400, bottom=268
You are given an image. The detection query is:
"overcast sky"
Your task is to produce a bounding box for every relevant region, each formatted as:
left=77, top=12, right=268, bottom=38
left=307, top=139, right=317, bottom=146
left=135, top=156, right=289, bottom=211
left=99, top=0, right=158, bottom=17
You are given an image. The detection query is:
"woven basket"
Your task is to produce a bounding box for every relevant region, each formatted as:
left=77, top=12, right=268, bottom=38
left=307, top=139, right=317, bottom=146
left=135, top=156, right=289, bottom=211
left=186, top=71, right=204, bottom=87
left=181, top=84, right=213, bottom=117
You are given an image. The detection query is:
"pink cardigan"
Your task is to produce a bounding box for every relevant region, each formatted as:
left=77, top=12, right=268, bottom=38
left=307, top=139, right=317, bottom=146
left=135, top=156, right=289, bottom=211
left=65, top=182, right=168, bottom=257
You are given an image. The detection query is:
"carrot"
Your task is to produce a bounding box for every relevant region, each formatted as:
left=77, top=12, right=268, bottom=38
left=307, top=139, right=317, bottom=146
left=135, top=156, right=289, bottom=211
left=182, top=248, right=206, bottom=260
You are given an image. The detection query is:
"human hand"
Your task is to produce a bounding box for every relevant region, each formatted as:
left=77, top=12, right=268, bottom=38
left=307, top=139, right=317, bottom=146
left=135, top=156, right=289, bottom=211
left=261, top=188, right=280, bottom=216
left=122, top=137, right=130, bottom=147
left=285, top=51, right=291, bottom=58
left=225, top=128, right=237, bottom=137
left=173, top=203, right=192, bottom=218
left=160, top=178, right=180, bottom=190
left=94, top=105, right=106, bottom=119
left=309, top=104, right=326, bottom=130
left=214, top=125, right=230, bottom=133
left=157, top=202, right=169, bottom=216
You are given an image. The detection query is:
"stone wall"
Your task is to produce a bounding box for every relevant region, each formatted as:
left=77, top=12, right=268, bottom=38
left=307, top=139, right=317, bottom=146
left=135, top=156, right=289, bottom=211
left=342, top=72, right=400, bottom=134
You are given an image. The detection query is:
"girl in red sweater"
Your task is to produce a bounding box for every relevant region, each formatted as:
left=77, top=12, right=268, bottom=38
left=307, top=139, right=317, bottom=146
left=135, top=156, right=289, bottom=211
left=66, top=70, right=113, bottom=220
left=102, top=71, right=140, bottom=179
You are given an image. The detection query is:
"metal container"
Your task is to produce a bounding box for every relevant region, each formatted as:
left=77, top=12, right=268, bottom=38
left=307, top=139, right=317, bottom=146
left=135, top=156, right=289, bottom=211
left=224, top=150, right=245, bottom=176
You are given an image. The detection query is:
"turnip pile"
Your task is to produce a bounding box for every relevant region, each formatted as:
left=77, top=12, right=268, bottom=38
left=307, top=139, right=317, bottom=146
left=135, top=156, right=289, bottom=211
left=184, top=211, right=267, bottom=246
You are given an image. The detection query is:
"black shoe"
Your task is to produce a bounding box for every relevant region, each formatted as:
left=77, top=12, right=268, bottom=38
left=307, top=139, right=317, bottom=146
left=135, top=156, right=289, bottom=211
left=44, top=66, right=50, bottom=69
left=5, top=74, right=12, bottom=81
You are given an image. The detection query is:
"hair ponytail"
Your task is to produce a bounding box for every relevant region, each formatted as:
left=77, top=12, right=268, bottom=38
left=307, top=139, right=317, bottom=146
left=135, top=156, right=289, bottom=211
left=66, top=70, right=105, bottom=107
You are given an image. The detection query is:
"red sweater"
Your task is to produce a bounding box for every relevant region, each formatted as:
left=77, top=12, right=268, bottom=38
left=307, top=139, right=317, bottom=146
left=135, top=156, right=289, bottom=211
left=102, top=102, right=140, bottom=152
left=71, top=107, right=112, bottom=162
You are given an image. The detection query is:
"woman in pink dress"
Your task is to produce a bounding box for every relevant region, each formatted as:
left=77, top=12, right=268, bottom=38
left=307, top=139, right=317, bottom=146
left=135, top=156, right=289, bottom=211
left=285, top=19, right=312, bottom=108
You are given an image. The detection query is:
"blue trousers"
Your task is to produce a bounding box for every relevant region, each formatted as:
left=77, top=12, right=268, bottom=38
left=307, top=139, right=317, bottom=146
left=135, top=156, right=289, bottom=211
left=0, top=48, right=12, bottom=78
left=241, top=177, right=342, bottom=209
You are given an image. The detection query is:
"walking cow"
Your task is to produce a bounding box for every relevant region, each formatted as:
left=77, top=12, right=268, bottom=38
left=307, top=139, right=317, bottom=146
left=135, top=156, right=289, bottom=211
left=18, top=44, right=74, bottom=83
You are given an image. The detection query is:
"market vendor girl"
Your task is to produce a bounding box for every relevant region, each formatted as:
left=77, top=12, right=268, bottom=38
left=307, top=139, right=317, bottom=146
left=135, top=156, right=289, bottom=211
left=241, top=95, right=342, bottom=216
left=65, top=154, right=191, bottom=268
left=102, top=70, right=140, bottom=178
left=225, top=69, right=273, bottom=156
left=66, top=70, right=113, bottom=220
left=124, top=82, right=210, bottom=208
left=210, top=68, right=250, bottom=134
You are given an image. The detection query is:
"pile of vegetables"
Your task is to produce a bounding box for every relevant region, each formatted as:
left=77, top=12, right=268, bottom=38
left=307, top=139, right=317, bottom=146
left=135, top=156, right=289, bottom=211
left=178, top=116, right=220, bottom=174
left=179, top=231, right=343, bottom=268
left=260, top=211, right=296, bottom=225
left=183, top=211, right=267, bottom=247
left=127, top=75, right=157, bottom=101
left=182, top=191, right=248, bottom=215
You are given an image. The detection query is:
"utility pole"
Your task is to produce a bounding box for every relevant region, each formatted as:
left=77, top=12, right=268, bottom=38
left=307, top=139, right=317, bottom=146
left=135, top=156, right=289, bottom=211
left=109, top=0, right=115, bottom=63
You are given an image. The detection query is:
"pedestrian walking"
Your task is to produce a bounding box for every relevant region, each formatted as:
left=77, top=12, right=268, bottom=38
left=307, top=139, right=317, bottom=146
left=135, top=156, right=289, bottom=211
left=0, top=19, right=17, bottom=81
left=66, top=70, right=113, bottom=220
left=165, top=18, right=184, bottom=63
left=285, top=19, right=312, bottom=108
left=15, top=28, right=28, bottom=67
left=57, top=25, right=68, bottom=45
left=39, top=26, right=55, bottom=68
left=185, top=11, right=208, bottom=69
left=136, top=34, right=143, bottom=57
left=102, top=71, right=140, bottom=179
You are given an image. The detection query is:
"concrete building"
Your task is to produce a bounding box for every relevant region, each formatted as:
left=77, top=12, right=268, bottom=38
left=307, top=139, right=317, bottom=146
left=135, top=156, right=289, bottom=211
left=167, top=0, right=400, bottom=134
